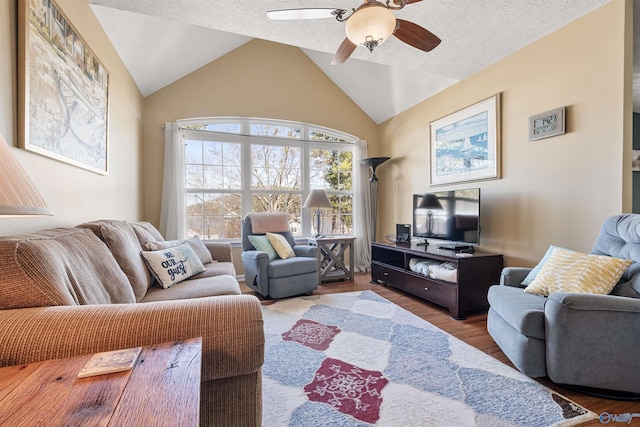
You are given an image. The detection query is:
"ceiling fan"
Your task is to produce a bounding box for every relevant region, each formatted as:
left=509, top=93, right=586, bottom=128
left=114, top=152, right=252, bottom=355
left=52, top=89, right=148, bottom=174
left=267, top=0, right=441, bottom=65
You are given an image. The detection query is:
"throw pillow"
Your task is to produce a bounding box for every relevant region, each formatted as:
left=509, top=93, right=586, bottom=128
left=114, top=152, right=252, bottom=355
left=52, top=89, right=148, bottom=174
left=145, top=236, right=214, bottom=264
left=130, top=221, right=165, bottom=247
left=524, top=248, right=632, bottom=297
left=247, top=235, right=279, bottom=260
left=141, top=243, right=205, bottom=289
left=520, top=245, right=564, bottom=286
left=99, top=221, right=153, bottom=302
left=266, top=232, right=296, bottom=260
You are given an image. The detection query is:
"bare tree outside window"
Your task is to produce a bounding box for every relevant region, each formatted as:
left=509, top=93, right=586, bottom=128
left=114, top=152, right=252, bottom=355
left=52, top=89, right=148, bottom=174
left=182, top=119, right=355, bottom=239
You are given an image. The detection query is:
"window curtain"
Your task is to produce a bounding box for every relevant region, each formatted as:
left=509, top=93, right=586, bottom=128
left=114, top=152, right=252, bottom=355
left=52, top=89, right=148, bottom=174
left=353, top=140, right=372, bottom=272
left=159, top=122, right=185, bottom=240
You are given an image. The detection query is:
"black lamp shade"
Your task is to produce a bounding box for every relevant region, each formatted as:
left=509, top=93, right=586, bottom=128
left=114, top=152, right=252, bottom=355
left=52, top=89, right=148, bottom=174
left=360, top=157, right=391, bottom=169
left=418, top=194, right=443, bottom=210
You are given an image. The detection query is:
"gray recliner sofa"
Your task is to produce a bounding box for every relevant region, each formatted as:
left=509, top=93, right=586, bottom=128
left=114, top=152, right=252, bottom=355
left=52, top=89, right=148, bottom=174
left=487, top=214, right=640, bottom=395
left=241, top=213, right=319, bottom=299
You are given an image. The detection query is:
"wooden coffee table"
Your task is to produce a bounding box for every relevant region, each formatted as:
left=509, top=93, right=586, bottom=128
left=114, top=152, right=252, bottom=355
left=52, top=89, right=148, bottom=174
left=0, top=338, right=202, bottom=426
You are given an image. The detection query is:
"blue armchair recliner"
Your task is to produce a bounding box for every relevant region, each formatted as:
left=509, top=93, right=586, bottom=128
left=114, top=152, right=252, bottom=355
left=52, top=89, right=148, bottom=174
left=487, top=214, right=640, bottom=396
left=241, top=213, right=318, bottom=299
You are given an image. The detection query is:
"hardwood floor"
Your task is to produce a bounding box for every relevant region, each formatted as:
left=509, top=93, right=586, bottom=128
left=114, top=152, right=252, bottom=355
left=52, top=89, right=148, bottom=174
left=241, top=273, right=640, bottom=426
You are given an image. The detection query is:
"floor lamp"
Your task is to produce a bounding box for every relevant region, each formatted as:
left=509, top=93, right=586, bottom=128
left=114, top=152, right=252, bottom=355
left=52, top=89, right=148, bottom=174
left=360, top=157, right=390, bottom=242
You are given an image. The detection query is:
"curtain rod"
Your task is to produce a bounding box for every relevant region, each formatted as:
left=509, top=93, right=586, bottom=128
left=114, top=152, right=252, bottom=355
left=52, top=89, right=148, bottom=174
left=174, top=126, right=356, bottom=145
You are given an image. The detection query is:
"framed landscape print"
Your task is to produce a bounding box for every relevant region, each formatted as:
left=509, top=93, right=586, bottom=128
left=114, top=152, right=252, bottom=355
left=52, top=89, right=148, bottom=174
left=18, top=0, right=109, bottom=175
left=429, top=94, right=501, bottom=186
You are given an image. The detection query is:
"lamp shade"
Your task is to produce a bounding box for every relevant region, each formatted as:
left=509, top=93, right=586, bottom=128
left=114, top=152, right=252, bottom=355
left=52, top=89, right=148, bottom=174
left=418, top=194, right=443, bottom=210
left=303, top=189, right=332, bottom=208
left=345, top=4, right=396, bottom=48
left=0, top=135, right=53, bottom=217
left=360, top=157, right=391, bottom=169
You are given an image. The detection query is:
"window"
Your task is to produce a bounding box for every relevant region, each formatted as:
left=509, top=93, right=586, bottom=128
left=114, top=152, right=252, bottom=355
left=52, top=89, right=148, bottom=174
left=180, top=118, right=356, bottom=239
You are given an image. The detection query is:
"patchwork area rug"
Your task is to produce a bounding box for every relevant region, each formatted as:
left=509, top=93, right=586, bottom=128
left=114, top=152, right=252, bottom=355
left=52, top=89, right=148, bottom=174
left=261, top=291, right=597, bottom=426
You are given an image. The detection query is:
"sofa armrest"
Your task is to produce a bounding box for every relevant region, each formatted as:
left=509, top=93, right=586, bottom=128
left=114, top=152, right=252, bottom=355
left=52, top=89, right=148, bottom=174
left=499, top=267, right=531, bottom=288
left=544, top=292, right=640, bottom=392
left=204, top=241, right=233, bottom=263
left=0, top=295, right=264, bottom=383
left=241, top=250, right=270, bottom=296
left=293, top=245, right=317, bottom=258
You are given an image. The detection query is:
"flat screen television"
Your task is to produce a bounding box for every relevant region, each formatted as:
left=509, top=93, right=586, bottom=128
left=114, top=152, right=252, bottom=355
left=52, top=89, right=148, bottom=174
left=413, top=188, right=480, bottom=246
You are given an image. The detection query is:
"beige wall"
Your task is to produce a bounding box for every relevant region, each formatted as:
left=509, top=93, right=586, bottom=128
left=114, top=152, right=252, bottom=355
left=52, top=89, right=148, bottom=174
left=0, top=0, right=144, bottom=236
left=143, top=38, right=379, bottom=226
left=143, top=39, right=380, bottom=272
left=2, top=0, right=627, bottom=270
left=378, top=0, right=632, bottom=266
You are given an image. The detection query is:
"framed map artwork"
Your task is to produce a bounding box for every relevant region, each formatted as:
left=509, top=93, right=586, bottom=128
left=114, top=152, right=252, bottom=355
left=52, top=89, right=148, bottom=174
left=18, top=0, right=109, bottom=175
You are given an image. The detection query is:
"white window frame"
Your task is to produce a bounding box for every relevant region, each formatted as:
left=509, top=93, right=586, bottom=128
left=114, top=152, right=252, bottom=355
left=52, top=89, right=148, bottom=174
left=179, top=117, right=357, bottom=240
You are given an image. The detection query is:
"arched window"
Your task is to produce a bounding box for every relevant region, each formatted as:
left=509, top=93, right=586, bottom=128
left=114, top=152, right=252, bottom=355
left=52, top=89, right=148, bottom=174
left=177, top=117, right=356, bottom=239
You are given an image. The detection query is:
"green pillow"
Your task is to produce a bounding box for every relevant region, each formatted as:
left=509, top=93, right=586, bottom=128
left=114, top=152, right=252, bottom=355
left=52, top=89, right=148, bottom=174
left=248, top=235, right=279, bottom=260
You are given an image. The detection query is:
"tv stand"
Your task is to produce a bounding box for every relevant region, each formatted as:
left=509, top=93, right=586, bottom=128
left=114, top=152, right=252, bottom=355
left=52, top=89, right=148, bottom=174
left=371, top=242, right=503, bottom=320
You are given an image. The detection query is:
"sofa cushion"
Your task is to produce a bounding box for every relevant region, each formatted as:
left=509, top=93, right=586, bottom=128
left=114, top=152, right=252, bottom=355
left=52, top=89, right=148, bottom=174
left=190, top=261, right=236, bottom=279
left=145, top=236, right=213, bottom=264
left=141, top=244, right=206, bottom=289
left=487, top=285, right=546, bottom=340
left=140, top=275, right=241, bottom=302
left=130, top=221, right=165, bottom=247
left=268, top=257, right=318, bottom=279
left=610, top=262, right=640, bottom=298
left=590, top=213, right=640, bottom=260
left=524, top=248, right=632, bottom=297
left=99, top=221, right=153, bottom=301
left=0, top=228, right=135, bottom=309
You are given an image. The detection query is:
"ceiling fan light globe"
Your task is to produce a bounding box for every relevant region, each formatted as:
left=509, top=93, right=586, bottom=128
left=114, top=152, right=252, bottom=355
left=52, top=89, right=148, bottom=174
left=345, top=5, right=396, bottom=49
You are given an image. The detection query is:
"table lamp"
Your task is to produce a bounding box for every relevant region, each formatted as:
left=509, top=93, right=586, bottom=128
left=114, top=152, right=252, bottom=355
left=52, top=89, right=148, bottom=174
left=303, top=189, right=332, bottom=237
left=418, top=194, right=442, bottom=236
left=0, top=135, right=52, bottom=217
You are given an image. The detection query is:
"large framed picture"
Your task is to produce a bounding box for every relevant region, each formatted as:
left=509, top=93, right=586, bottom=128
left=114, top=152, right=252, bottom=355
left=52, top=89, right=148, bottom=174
left=18, top=0, right=109, bottom=175
left=429, top=94, right=501, bottom=186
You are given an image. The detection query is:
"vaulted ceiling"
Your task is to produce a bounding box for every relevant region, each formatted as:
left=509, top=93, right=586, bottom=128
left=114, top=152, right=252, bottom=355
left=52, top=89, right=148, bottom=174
left=89, top=0, right=625, bottom=124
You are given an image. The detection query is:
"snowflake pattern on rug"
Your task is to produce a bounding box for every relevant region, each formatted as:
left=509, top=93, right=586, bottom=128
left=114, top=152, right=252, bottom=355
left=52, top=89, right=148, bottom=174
left=304, top=358, right=389, bottom=424
left=282, top=319, right=341, bottom=351
left=262, top=291, right=598, bottom=427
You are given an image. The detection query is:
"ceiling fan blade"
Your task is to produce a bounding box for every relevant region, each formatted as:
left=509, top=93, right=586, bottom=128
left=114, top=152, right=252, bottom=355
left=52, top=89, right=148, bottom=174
left=393, top=19, right=441, bottom=52
left=267, top=8, right=341, bottom=20
left=331, top=38, right=357, bottom=65
left=393, top=0, right=423, bottom=4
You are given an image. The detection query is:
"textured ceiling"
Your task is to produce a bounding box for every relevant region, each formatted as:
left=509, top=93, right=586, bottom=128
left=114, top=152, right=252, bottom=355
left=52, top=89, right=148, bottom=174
left=89, top=0, right=621, bottom=123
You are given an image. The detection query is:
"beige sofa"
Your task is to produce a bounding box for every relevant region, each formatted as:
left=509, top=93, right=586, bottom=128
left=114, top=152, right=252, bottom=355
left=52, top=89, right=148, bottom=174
left=0, top=220, right=264, bottom=426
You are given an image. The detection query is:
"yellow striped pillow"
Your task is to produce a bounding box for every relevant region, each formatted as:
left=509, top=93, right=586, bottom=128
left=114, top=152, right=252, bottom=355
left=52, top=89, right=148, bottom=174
left=266, top=232, right=296, bottom=260
left=524, top=248, right=632, bottom=296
